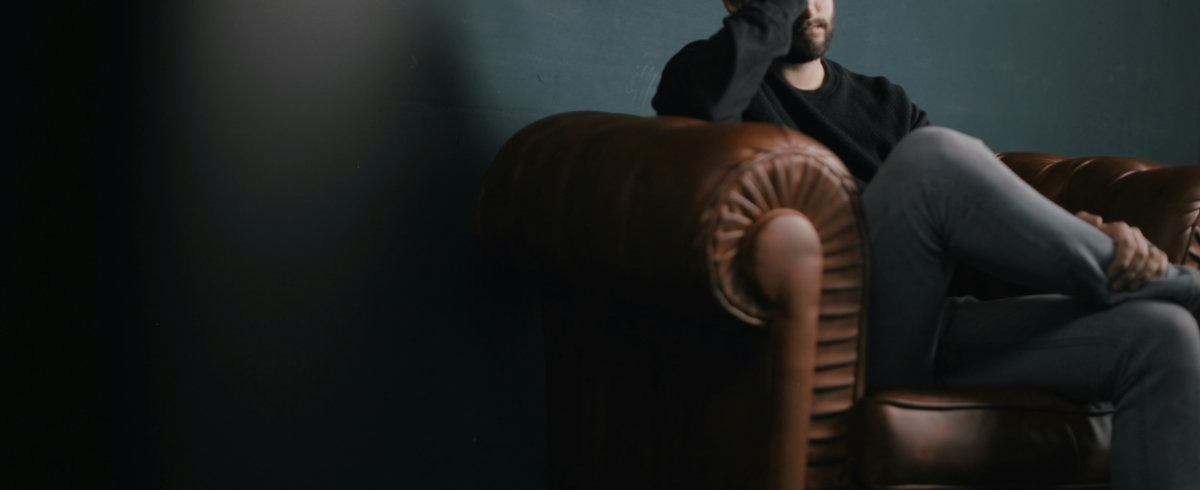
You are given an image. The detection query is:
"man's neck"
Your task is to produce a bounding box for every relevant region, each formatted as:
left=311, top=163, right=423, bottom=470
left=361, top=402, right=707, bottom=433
left=777, top=58, right=826, bottom=91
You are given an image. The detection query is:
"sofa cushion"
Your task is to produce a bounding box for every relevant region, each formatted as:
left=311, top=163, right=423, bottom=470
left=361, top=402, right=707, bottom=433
left=859, top=386, right=1111, bottom=489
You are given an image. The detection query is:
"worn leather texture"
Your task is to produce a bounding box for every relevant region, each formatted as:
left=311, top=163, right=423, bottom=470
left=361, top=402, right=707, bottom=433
left=862, top=153, right=1199, bottom=490
left=997, top=152, right=1200, bottom=267
left=477, top=111, right=864, bottom=323
left=475, top=112, right=1200, bottom=490
left=952, top=153, right=1200, bottom=299
left=478, top=111, right=866, bottom=489
left=859, top=387, right=1112, bottom=490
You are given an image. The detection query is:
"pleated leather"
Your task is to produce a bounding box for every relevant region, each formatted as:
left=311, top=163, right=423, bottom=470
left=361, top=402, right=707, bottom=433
left=478, top=111, right=866, bottom=323
left=476, top=112, right=1198, bottom=490
left=707, top=144, right=867, bottom=489
left=998, top=152, right=1200, bottom=267
left=952, top=153, right=1200, bottom=299
left=477, top=112, right=867, bottom=490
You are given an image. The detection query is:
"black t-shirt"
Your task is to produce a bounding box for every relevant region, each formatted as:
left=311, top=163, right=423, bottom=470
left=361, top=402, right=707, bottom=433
left=652, top=0, right=929, bottom=185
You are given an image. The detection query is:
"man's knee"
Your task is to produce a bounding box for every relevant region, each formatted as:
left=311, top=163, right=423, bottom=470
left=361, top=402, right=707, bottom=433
left=1122, top=300, right=1200, bottom=372
left=903, top=126, right=977, bottom=148
left=879, top=126, right=994, bottom=183
left=891, top=126, right=981, bottom=161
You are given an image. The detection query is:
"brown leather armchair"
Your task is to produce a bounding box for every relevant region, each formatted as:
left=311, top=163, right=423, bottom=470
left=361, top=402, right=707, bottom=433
left=474, top=111, right=1200, bottom=490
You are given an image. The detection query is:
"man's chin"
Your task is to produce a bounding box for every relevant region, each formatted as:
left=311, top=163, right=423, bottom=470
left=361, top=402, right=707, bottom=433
left=781, top=52, right=820, bottom=64
left=782, top=35, right=831, bottom=64
left=781, top=45, right=825, bottom=64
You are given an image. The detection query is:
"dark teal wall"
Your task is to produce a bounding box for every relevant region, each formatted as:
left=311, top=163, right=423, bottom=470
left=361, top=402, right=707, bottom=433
left=833, top=0, right=1200, bottom=164
left=28, top=1, right=1197, bottom=489
left=421, top=0, right=1199, bottom=164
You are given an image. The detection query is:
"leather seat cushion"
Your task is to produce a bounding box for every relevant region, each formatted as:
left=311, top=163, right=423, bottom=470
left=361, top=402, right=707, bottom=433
left=858, top=387, right=1111, bottom=489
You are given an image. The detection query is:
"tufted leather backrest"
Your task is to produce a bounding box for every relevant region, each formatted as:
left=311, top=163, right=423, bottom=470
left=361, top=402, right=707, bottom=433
left=999, top=152, right=1200, bottom=267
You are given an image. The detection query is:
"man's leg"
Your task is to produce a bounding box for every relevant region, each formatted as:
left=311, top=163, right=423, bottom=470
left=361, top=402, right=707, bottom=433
left=862, top=126, right=1200, bottom=390
left=939, top=296, right=1200, bottom=490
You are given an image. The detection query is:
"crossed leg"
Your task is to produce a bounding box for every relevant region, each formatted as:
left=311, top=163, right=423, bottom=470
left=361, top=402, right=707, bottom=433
left=861, top=126, right=1200, bottom=489
left=863, top=126, right=1200, bottom=389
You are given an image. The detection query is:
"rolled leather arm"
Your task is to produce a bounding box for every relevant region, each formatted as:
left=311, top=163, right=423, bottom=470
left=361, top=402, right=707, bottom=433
left=478, top=112, right=869, bottom=489
left=476, top=111, right=867, bottom=325
left=999, top=152, right=1200, bottom=266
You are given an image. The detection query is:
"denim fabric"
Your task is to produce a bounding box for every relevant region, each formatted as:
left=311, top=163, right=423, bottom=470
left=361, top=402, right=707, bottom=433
left=862, top=126, right=1200, bottom=489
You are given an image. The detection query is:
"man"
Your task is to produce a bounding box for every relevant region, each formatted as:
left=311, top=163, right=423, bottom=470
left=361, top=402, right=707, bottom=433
left=653, top=1, right=1200, bottom=488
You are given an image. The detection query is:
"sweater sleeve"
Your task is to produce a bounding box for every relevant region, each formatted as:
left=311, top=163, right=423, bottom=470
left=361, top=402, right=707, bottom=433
left=652, top=0, right=809, bottom=122
left=888, top=80, right=931, bottom=130
left=910, top=101, right=931, bottom=129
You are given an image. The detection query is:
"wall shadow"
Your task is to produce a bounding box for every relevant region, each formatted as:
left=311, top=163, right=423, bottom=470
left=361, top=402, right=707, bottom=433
left=76, top=1, right=548, bottom=488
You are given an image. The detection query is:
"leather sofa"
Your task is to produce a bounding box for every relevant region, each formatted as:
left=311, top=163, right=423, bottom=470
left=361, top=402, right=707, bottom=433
left=474, top=111, right=1200, bottom=490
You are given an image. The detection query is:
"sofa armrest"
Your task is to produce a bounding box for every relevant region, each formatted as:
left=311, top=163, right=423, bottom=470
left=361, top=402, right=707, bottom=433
left=476, top=111, right=869, bottom=489
left=999, top=152, right=1200, bottom=266
left=476, top=111, right=866, bottom=325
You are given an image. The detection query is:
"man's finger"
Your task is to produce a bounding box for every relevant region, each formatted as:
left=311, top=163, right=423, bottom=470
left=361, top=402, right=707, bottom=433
left=1150, top=247, right=1170, bottom=283
left=1075, top=211, right=1102, bottom=227
left=1106, top=222, right=1136, bottom=284
left=1116, top=229, right=1151, bottom=291
left=1133, top=243, right=1171, bottom=291
left=1126, top=238, right=1156, bottom=291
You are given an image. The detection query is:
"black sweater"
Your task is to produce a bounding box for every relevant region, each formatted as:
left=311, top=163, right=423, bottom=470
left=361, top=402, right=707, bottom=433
left=652, top=0, right=929, bottom=186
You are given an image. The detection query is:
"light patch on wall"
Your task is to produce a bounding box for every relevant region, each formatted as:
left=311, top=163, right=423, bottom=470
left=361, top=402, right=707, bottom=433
left=178, top=0, right=409, bottom=201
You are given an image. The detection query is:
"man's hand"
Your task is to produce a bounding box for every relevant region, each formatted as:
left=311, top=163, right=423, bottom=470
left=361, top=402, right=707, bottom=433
left=1075, top=211, right=1169, bottom=291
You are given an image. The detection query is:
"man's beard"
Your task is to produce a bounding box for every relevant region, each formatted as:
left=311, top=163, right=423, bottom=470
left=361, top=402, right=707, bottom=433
left=782, top=18, right=834, bottom=63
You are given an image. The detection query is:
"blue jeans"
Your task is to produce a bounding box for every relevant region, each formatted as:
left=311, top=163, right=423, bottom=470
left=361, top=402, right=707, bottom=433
left=862, top=127, right=1200, bottom=489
